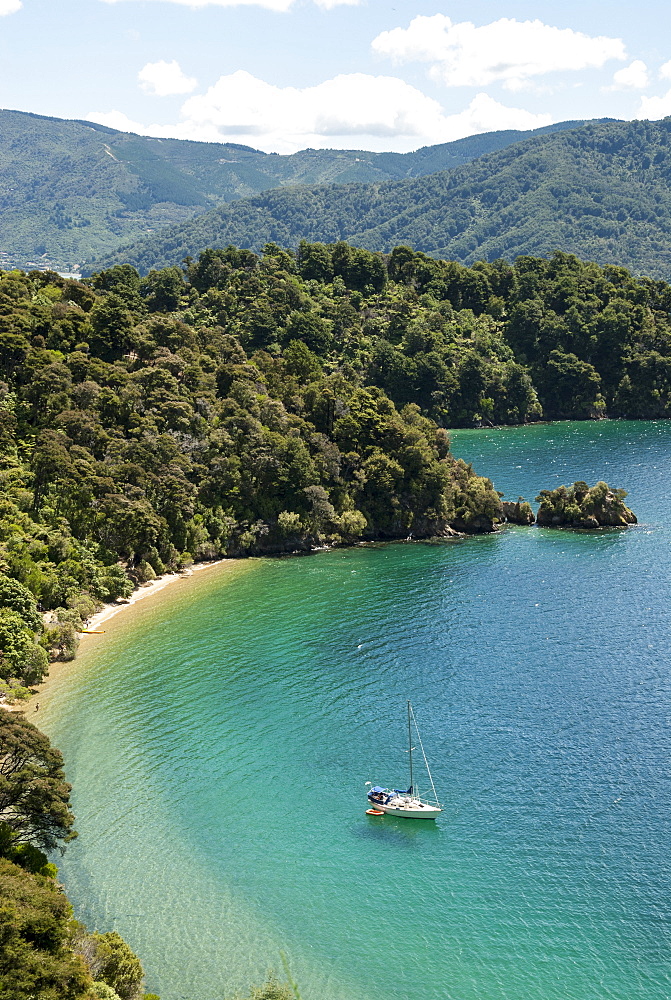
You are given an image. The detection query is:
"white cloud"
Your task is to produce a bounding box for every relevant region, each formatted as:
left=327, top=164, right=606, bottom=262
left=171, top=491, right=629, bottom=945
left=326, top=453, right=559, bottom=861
left=313, top=0, right=359, bottom=8
left=101, top=0, right=358, bottom=10
left=85, top=109, right=226, bottom=141
left=179, top=71, right=448, bottom=144
left=636, top=90, right=671, bottom=120
left=443, top=92, right=552, bottom=137
left=633, top=61, right=671, bottom=116
left=0, top=0, right=22, bottom=14
left=139, top=60, right=198, bottom=96
left=88, top=71, right=552, bottom=153
left=372, top=15, right=626, bottom=91
left=610, top=59, right=649, bottom=90
left=86, top=111, right=149, bottom=134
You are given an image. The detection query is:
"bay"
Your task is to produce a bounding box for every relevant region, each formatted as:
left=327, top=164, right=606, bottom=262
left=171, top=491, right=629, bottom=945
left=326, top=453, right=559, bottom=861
left=40, top=419, right=671, bottom=1000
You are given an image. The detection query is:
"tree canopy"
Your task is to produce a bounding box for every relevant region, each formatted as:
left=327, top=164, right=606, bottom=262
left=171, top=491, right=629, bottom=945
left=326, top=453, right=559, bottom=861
left=0, top=857, right=92, bottom=1000
left=0, top=709, right=76, bottom=853
left=0, top=243, right=667, bottom=683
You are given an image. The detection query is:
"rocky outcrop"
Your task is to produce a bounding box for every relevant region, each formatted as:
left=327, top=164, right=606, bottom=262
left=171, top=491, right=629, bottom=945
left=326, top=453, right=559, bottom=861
left=535, top=481, right=637, bottom=529
left=501, top=499, right=535, bottom=525
left=450, top=513, right=498, bottom=534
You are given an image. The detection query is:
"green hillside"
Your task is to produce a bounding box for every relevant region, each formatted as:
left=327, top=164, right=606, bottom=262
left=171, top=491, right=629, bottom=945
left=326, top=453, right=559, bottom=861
left=2, top=240, right=669, bottom=617
left=0, top=239, right=669, bottom=690
left=93, top=118, right=671, bottom=281
left=0, top=109, right=595, bottom=273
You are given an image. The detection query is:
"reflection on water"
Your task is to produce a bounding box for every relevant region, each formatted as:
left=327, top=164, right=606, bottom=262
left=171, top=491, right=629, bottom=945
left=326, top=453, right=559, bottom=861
left=355, top=814, right=442, bottom=849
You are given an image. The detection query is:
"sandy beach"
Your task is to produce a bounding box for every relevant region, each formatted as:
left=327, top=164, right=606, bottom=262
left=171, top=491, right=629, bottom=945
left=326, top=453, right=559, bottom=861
left=81, top=559, right=228, bottom=632
left=7, top=558, right=236, bottom=712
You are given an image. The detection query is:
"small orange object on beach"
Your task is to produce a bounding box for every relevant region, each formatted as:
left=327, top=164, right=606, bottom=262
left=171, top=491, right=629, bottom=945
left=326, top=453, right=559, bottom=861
left=366, top=808, right=385, bottom=815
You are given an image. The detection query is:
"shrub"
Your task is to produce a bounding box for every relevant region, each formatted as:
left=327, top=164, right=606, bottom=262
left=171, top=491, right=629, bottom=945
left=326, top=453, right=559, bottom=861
left=89, top=931, right=144, bottom=1000
left=89, top=984, right=122, bottom=1000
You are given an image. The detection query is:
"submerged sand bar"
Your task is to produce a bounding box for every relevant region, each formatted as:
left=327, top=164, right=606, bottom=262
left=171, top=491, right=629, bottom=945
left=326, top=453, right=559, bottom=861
left=23, top=559, right=245, bottom=712
left=83, top=560, right=229, bottom=633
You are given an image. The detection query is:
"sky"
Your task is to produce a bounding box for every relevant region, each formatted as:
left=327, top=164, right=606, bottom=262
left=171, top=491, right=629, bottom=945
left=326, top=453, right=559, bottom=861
left=2, top=1, right=671, bottom=153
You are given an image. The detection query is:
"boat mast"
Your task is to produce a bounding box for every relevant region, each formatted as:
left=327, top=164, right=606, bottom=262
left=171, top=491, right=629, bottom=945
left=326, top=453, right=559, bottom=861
left=407, top=700, right=414, bottom=793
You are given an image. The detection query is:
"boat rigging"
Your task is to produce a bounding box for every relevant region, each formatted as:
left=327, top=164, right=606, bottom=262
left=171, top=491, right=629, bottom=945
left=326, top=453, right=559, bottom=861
left=365, top=701, right=442, bottom=820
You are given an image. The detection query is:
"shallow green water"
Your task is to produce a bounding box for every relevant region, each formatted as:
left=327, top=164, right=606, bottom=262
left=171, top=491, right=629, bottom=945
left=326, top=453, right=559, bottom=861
left=42, top=420, right=671, bottom=1000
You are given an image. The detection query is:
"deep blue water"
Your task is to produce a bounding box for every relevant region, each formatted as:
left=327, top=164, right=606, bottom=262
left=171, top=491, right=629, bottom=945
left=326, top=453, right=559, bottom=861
left=41, top=420, right=671, bottom=1000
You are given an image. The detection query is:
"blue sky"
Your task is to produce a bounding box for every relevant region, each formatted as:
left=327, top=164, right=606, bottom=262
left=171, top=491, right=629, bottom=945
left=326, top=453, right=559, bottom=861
left=2, top=1, right=671, bottom=152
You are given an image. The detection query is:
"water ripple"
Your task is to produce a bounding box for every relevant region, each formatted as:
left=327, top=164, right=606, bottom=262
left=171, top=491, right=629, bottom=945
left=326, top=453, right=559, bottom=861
left=40, top=421, right=671, bottom=1000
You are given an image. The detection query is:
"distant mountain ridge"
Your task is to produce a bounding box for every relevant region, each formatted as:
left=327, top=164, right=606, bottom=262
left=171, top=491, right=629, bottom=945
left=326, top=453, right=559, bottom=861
left=90, top=117, right=671, bottom=281
left=0, top=108, right=608, bottom=272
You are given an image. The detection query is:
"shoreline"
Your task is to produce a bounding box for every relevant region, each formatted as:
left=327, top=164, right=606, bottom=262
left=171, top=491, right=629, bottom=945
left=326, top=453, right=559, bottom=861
left=8, top=558, right=235, bottom=713
left=81, top=558, right=229, bottom=633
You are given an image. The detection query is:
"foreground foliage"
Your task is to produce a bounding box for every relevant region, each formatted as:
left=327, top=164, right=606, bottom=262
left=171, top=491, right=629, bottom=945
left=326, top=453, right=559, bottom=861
left=0, top=854, right=149, bottom=1000
left=0, top=856, right=92, bottom=1000
left=0, top=709, right=153, bottom=999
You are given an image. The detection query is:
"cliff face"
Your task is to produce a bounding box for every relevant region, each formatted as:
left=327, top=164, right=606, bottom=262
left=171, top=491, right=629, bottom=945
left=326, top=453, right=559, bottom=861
left=535, top=481, right=637, bottom=529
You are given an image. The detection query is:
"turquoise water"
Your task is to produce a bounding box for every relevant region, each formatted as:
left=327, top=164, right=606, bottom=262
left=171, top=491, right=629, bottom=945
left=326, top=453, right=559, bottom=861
left=41, top=420, right=671, bottom=1000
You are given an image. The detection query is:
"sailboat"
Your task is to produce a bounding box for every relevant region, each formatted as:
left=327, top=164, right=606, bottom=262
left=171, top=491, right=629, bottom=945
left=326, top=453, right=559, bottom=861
left=366, top=701, right=442, bottom=819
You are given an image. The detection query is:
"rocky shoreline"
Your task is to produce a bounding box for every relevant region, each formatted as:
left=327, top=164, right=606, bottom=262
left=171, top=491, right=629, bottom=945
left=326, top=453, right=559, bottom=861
left=501, top=480, right=637, bottom=530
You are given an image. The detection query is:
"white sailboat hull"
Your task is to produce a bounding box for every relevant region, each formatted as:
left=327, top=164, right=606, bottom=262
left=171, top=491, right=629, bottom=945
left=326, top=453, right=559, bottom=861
left=369, top=796, right=442, bottom=819
left=367, top=702, right=442, bottom=820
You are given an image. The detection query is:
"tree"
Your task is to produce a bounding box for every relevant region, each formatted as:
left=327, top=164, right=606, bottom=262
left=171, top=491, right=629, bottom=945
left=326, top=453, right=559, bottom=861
left=88, top=984, right=122, bottom=1000
left=31, top=428, right=73, bottom=512
left=0, top=331, right=30, bottom=376
left=140, top=267, right=186, bottom=312
left=285, top=310, right=332, bottom=352
left=282, top=339, right=322, bottom=382
left=91, top=265, right=142, bottom=305
left=0, top=709, right=76, bottom=853
left=88, top=932, right=144, bottom=1000
left=0, top=857, right=92, bottom=1000
left=0, top=582, right=29, bottom=628
left=535, top=349, right=601, bottom=418
left=0, top=610, right=38, bottom=682
left=89, top=294, right=135, bottom=358
left=297, top=240, right=333, bottom=282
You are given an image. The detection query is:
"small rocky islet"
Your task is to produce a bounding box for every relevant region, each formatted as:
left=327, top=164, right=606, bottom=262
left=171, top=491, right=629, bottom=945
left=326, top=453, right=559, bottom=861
left=501, top=481, right=637, bottom=529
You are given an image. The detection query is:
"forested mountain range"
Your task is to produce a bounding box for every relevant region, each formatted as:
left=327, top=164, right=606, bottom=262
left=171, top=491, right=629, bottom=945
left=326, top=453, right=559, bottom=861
left=92, top=117, right=671, bottom=281
left=0, top=108, right=593, bottom=274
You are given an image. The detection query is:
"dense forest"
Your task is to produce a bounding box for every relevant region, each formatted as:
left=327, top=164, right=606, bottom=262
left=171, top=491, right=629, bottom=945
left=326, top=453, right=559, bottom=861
left=0, top=242, right=516, bottom=695
left=0, top=109, right=588, bottom=273
left=1, top=240, right=668, bottom=694
left=94, top=117, right=671, bottom=281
